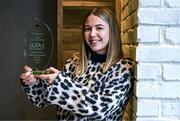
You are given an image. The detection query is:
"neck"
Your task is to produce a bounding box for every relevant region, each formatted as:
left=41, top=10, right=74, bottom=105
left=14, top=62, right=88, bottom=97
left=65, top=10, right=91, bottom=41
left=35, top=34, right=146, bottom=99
left=90, top=52, right=107, bottom=63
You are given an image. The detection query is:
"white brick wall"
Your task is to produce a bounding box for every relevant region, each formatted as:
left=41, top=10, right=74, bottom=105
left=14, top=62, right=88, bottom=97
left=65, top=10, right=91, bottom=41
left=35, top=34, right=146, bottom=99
left=140, top=0, right=161, bottom=7
left=165, top=28, right=180, bottom=44
left=165, top=0, right=180, bottom=7
left=138, top=27, right=160, bottom=43
left=135, top=81, right=180, bottom=98
left=137, top=64, right=160, bottom=80
left=137, top=45, right=180, bottom=62
left=135, top=0, right=180, bottom=120
left=138, top=8, right=180, bottom=25
left=163, top=64, right=180, bottom=80
left=162, top=102, right=180, bottom=117
left=135, top=99, right=160, bottom=117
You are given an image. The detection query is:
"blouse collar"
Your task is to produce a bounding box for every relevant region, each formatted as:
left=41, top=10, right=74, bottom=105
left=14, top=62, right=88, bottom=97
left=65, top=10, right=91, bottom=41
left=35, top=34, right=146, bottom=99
left=90, top=52, right=107, bottom=63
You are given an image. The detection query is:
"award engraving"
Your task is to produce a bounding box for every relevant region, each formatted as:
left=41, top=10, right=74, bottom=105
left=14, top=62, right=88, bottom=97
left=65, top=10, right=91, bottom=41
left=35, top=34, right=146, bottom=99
left=23, top=18, right=53, bottom=69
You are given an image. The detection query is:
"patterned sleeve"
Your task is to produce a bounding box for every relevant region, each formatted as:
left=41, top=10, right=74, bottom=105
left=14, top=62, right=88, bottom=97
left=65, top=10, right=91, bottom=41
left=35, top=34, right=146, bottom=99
left=21, top=55, right=78, bottom=108
left=46, top=58, right=134, bottom=120
left=21, top=79, right=50, bottom=107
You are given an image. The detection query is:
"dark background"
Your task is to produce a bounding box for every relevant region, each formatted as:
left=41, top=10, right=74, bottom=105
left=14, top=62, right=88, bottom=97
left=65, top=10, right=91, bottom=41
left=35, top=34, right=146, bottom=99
left=0, top=0, right=57, bottom=119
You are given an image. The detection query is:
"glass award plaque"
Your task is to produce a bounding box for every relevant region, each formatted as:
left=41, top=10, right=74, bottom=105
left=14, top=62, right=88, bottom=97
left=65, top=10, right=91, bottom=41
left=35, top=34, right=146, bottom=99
left=23, top=18, right=53, bottom=70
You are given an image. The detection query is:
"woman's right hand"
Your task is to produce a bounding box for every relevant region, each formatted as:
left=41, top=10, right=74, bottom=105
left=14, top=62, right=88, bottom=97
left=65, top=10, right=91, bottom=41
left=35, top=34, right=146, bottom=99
left=20, top=66, right=37, bottom=86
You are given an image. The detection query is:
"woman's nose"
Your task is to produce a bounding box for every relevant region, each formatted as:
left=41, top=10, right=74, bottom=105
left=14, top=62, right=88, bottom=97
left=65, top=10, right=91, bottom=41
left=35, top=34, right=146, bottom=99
left=90, top=28, right=96, bottom=37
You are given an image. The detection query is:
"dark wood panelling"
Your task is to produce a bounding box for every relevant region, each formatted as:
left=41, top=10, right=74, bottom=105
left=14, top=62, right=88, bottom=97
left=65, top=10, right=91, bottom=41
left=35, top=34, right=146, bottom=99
left=62, top=29, right=82, bottom=50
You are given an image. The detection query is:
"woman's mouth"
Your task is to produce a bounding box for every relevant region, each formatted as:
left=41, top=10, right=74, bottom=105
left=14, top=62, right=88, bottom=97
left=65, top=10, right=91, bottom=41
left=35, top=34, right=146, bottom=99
left=90, top=39, right=100, bottom=46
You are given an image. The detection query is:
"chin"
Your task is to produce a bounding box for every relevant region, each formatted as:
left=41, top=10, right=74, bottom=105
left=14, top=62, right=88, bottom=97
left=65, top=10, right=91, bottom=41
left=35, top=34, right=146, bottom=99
left=91, top=48, right=99, bottom=52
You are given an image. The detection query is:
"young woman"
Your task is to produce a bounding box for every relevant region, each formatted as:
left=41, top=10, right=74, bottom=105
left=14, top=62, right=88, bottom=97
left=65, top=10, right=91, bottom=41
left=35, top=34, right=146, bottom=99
left=20, top=7, right=134, bottom=121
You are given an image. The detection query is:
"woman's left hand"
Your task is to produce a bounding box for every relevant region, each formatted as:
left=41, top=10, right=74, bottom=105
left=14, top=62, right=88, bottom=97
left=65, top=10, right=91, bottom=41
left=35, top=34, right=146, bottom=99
left=34, top=67, right=60, bottom=85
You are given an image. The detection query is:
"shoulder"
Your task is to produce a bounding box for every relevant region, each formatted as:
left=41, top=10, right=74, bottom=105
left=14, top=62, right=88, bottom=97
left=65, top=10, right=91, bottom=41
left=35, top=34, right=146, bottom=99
left=65, top=52, right=80, bottom=65
left=62, top=53, right=80, bottom=71
left=107, top=57, right=135, bottom=72
left=120, top=57, right=134, bottom=65
left=109, top=57, right=134, bottom=79
left=117, top=57, right=135, bottom=69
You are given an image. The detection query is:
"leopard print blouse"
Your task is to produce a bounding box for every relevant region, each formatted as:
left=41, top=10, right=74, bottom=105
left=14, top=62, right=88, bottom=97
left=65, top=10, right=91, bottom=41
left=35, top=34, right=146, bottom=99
left=22, top=54, right=134, bottom=121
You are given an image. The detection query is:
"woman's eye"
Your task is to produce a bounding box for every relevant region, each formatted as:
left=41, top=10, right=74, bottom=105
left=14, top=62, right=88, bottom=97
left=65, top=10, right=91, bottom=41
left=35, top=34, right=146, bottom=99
left=96, top=27, right=103, bottom=30
left=84, top=28, right=91, bottom=31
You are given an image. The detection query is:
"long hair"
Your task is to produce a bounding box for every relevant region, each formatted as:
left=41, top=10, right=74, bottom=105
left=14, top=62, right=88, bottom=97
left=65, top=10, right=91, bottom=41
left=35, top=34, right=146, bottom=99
left=76, top=7, right=123, bottom=75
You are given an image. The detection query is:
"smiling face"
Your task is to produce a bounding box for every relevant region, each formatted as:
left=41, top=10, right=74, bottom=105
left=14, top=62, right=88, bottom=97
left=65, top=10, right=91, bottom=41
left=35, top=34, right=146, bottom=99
left=84, top=14, right=110, bottom=54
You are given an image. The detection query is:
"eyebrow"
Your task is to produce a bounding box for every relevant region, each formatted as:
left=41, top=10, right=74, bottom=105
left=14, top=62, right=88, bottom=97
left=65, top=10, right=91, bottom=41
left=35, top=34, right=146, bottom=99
left=85, top=24, right=105, bottom=27
left=96, top=24, right=104, bottom=27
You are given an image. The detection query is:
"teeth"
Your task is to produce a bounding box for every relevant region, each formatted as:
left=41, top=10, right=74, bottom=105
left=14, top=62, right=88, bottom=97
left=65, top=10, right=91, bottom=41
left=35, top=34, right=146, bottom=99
left=91, top=40, right=98, bottom=45
left=91, top=39, right=98, bottom=42
left=92, top=40, right=98, bottom=43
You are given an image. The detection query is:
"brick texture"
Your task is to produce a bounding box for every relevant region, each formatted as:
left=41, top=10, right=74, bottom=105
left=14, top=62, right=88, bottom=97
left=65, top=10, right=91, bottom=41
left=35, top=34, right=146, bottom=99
left=134, top=0, right=180, bottom=120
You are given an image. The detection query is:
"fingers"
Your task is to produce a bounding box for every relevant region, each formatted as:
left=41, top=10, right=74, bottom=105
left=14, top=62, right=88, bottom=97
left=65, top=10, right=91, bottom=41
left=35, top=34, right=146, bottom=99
left=34, top=74, right=51, bottom=84
left=34, top=73, right=58, bottom=85
left=23, top=75, right=36, bottom=85
left=20, top=66, right=59, bottom=86
left=20, top=66, right=36, bottom=86
left=46, top=67, right=59, bottom=73
left=20, top=74, right=36, bottom=85
left=20, top=65, right=32, bottom=79
left=20, top=71, right=31, bottom=80
left=24, top=65, right=32, bottom=72
left=34, top=74, right=50, bottom=80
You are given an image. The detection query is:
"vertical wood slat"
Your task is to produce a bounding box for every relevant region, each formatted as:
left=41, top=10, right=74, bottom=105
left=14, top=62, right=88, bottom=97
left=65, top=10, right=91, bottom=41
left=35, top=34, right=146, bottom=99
left=62, top=29, right=82, bottom=50
left=57, top=0, right=63, bottom=69
left=115, top=0, right=121, bottom=29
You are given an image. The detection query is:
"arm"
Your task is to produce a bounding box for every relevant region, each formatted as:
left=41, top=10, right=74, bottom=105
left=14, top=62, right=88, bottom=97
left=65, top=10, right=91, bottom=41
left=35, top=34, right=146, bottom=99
left=46, top=59, right=133, bottom=120
left=21, top=78, right=50, bottom=107
left=20, top=56, right=77, bottom=107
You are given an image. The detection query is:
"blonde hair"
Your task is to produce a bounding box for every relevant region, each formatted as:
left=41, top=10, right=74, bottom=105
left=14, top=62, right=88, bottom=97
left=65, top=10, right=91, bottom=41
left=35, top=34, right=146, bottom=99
left=76, top=7, right=123, bottom=75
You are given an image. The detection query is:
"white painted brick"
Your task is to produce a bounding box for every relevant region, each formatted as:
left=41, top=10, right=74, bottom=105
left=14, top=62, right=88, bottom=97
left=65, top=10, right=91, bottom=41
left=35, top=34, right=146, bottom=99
left=166, top=0, right=180, bottom=7
left=135, top=0, right=180, bottom=120
left=138, top=8, right=180, bottom=25
left=135, top=81, right=180, bottom=98
left=163, top=64, right=180, bottom=80
left=137, top=45, right=180, bottom=62
left=137, top=64, right=160, bottom=80
left=140, top=0, right=161, bottom=7
left=135, top=117, right=180, bottom=121
left=165, top=28, right=180, bottom=44
left=162, top=102, right=180, bottom=117
left=138, top=27, right=160, bottom=43
left=136, top=99, right=159, bottom=116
